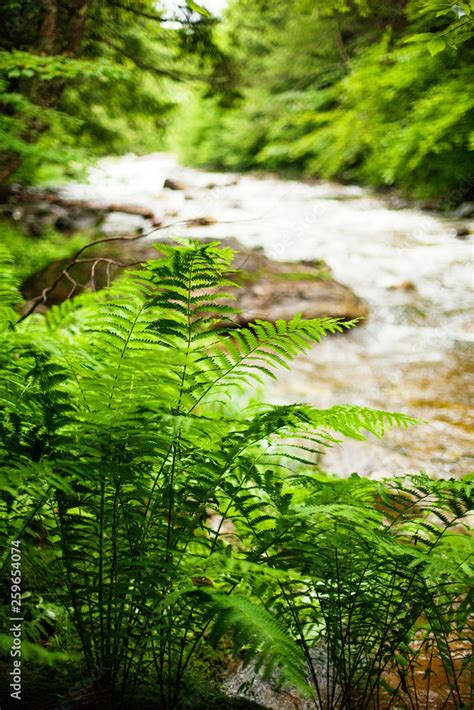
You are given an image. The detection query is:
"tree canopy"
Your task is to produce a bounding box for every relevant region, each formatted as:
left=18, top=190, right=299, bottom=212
left=171, top=0, right=474, bottom=202
left=0, top=0, right=232, bottom=184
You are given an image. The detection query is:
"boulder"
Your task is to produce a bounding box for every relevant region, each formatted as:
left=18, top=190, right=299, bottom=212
left=21, top=236, right=368, bottom=326
left=226, top=242, right=368, bottom=325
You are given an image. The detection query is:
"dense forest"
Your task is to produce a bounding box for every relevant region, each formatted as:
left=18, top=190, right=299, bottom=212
left=0, top=2, right=473, bottom=709
left=1, top=0, right=473, bottom=201
left=0, top=0, right=233, bottom=184
left=171, top=0, right=474, bottom=202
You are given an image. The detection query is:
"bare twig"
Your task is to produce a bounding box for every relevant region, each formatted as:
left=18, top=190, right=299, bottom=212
left=18, top=229, right=159, bottom=322
left=18, top=211, right=266, bottom=322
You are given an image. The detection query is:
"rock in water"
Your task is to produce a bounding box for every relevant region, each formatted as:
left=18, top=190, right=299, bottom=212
left=234, top=275, right=367, bottom=325
left=163, top=178, right=187, bottom=191
left=185, top=215, right=218, bottom=226
left=226, top=240, right=368, bottom=325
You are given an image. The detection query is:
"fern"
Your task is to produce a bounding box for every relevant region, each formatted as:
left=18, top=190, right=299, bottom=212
left=203, top=592, right=311, bottom=694
left=256, top=473, right=473, bottom=709
left=0, top=246, right=22, bottom=330
left=0, top=239, right=470, bottom=709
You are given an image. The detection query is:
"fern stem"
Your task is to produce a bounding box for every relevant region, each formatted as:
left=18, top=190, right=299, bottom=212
left=423, top=580, right=463, bottom=706
left=0, top=486, right=52, bottom=572
left=56, top=493, right=95, bottom=676
left=333, top=545, right=351, bottom=709
left=276, top=581, right=323, bottom=709
left=115, top=446, right=174, bottom=688
left=98, top=476, right=106, bottom=669
left=105, top=479, right=120, bottom=681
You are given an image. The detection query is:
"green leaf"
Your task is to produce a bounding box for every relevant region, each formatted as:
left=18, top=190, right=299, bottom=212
left=427, top=37, right=447, bottom=54
left=186, top=0, right=211, bottom=16
left=403, top=32, right=439, bottom=43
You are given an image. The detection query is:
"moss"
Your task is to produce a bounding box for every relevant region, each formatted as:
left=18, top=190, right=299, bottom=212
left=269, top=268, right=333, bottom=282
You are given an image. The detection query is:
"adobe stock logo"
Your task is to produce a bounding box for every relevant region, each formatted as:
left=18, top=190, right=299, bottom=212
left=9, top=539, right=23, bottom=702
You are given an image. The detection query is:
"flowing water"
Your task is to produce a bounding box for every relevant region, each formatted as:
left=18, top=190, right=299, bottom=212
left=63, top=152, right=474, bottom=478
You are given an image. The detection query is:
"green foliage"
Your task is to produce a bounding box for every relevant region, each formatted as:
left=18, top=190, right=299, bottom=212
left=0, top=246, right=22, bottom=328
left=257, top=473, right=473, bottom=707
left=294, top=42, right=474, bottom=197
left=406, top=0, right=474, bottom=53
left=0, top=0, right=232, bottom=184
left=172, top=0, right=474, bottom=202
left=0, top=219, right=87, bottom=282
left=0, top=240, right=471, bottom=708
left=0, top=50, right=125, bottom=82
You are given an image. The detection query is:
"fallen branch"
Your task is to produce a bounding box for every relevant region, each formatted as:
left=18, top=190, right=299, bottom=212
left=17, top=212, right=266, bottom=322
left=18, top=218, right=211, bottom=321
left=14, top=192, right=160, bottom=223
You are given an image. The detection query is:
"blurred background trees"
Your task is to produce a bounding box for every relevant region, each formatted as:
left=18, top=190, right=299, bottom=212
left=0, top=0, right=472, bottom=201
left=0, top=0, right=232, bottom=184
left=170, top=0, right=474, bottom=203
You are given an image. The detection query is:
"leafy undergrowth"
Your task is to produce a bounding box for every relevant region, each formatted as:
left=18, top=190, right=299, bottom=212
left=0, top=240, right=472, bottom=709
left=0, top=219, right=87, bottom=282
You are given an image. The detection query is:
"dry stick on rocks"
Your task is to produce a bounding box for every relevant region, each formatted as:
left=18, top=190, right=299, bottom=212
left=17, top=214, right=263, bottom=322
left=18, top=220, right=178, bottom=322
left=63, top=257, right=144, bottom=298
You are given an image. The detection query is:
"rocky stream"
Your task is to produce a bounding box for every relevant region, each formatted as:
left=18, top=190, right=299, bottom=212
left=49, top=152, right=474, bottom=480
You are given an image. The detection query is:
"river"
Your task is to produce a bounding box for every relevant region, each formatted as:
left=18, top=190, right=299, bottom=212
left=63, top=152, right=474, bottom=479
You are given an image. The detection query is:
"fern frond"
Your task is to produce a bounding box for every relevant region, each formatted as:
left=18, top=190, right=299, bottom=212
left=189, top=317, right=351, bottom=409
left=203, top=591, right=311, bottom=694
left=2, top=239, right=468, bottom=709
left=0, top=246, right=22, bottom=328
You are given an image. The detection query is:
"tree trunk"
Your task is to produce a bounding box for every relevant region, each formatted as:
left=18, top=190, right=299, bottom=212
left=0, top=1, right=92, bottom=185
left=38, top=0, right=58, bottom=54
left=66, top=0, right=90, bottom=55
